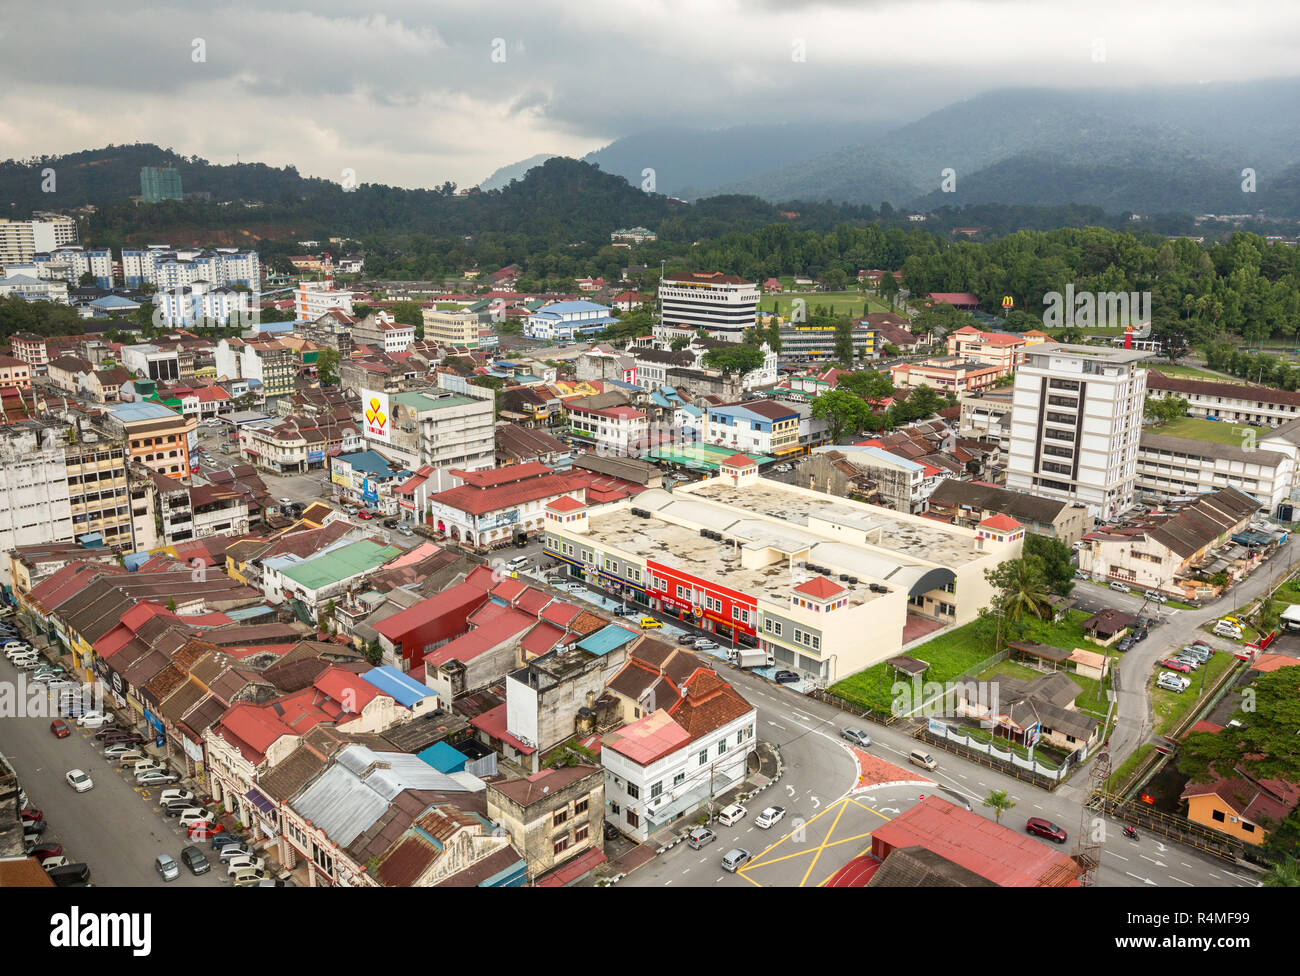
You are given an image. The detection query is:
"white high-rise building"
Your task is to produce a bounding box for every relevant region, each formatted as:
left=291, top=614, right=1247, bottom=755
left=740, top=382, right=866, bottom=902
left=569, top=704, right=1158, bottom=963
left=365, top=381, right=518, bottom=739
left=0, top=215, right=78, bottom=265
left=32, top=245, right=114, bottom=287
left=657, top=271, right=758, bottom=343
left=121, top=245, right=259, bottom=290
left=1006, top=343, right=1152, bottom=521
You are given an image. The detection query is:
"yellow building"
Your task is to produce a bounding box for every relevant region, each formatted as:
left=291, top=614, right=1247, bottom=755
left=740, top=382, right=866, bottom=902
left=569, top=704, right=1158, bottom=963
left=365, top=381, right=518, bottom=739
left=422, top=308, right=481, bottom=348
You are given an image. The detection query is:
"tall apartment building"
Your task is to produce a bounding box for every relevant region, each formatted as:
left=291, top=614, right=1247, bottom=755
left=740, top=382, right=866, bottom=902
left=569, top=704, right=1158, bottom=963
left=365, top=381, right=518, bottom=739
left=657, top=272, right=758, bottom=343
left=32, top=245, right=114, bottom=287
left=9, top=333, right=51, bottom=373
left=1006, top=343, right=1152, bottom=521
left=140, top=166, right=184, bottom=202
left=121, top=245, right=260, bottom=290
left=422, top=307, right=482, bottom=348
left=0, top=215, right=78, bottom=265
left=156, top=282, right=251, bottom=328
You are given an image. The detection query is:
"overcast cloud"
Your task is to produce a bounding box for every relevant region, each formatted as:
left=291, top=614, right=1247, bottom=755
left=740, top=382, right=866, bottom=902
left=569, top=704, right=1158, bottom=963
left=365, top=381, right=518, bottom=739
left=2, top=0, right=1299, bottom=188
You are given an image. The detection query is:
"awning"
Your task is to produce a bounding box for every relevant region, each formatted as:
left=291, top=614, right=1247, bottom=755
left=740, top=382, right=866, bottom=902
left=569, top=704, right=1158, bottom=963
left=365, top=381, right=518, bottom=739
left=535, top=847, right=607, bottom=887
left=245, top=787, right=276, bottom=816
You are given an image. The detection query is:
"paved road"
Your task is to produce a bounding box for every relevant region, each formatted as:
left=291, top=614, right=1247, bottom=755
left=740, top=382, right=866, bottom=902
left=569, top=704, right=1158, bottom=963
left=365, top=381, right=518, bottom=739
left=0, top=654, right=227, bottom=887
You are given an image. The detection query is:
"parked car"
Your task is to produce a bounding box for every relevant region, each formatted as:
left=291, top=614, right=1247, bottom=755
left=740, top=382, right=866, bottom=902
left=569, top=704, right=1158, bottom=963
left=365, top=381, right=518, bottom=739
left=41, top=855, right=69, bottom=871
left=137, top=770, right=180, bottom=787
left=217, top=843, right=256, bottom=861
left=1161, top=658, right=1192, bottom=673
left=65, top=769, right=93, bottom=792
left=132, top=758, right=164, bottom=776
left=177, top=808, right=212, bottom=828
left=26, top=842, right=63, bottom=860
left=231, top=867, right=269, bottom=887
left=159, top=789, right=197, bottom=807
left=693, top=638, right=719, bottom=651
left=773, top=670, right=800, bottom=684
left=1173, top=655, right=1202, bottom=670
left=755, top=806, right=786, bottom=829
left=49, top=719, right=71, bottom=738
left=1157, top=673, right=1190, bottom=693
left=1116, top=637, right=1134, bottom=652
left=676, top=632, right=697, bottom=645
left=114, top=750, right=146, bottom=767
left=717, top=803, right=747, bottom=827
left=76, top=711, right=112, bottom=729
left=398, top=525, right=413, bottom=537
left=180, top=846, right=210, bottom=875
left=155, top=853, right=181, bottom=882
left=1109, top=582, right=1131, bottom=593
left=687, top=826, right=716, bottom=850
left=1025, top=817, right=1068, bottom=843
left=226, top=855, right=266, bottom=876
left=186, top=821, right=223, bottom=840
left=382, top=518, right=398, bottom=529
left=20, top=808, right=43, bottom=824
left=505, top=555, right=529, bottom=571
left=840, top=727, right=872, bottom=747
left=1132, top=628, right=1149, bottom=642
left=639, top=617, right=662, bottom=630
left=356, top=509, right=373, bottom=520
left=720, top=848, right=752, bottom=873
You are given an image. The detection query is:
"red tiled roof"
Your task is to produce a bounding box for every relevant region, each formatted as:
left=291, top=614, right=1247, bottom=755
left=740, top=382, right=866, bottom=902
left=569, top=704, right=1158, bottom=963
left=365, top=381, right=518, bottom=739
left=546, top=496, right=586, bottom=512
left=793, top=575, right=845, bottom=599
left=720, top=453, right=755, bottom=468
left=979, top=514, right=1022, bottom=532
left=430, top=472, right=586, bottom=517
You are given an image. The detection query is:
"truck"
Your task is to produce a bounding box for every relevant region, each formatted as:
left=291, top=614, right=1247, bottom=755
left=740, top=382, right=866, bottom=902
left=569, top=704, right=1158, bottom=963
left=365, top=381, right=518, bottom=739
left=730, top=648, right=774, bottom=669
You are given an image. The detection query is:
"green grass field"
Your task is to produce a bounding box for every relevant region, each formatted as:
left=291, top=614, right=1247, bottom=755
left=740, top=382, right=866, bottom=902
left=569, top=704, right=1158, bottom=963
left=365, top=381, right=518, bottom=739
left=1147, top=363, right=1232, bottom=381
left=830, top=609, right=1095, bottom=715
left=1146, top=416, right=1254, bottom=445
left=764, top=290, right=901, bottom=320
left=1152, top=651, right=1239, bottom=736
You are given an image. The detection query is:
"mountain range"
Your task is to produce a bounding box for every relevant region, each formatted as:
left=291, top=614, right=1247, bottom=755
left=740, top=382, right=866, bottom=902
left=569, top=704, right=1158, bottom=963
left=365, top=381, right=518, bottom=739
left=482, top=80, right=1300, bottom=216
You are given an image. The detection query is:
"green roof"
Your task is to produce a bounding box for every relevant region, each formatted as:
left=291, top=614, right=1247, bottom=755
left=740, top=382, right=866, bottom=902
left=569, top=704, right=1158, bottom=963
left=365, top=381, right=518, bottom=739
left=280, top=540, right=401, bottom=592
left=641, top=442, right=774, bottom=472
left=389, top=391, right=476, bottom=411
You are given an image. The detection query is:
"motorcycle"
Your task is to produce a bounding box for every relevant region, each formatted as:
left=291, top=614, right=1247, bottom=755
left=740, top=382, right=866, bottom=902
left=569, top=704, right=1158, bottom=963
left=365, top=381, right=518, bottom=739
left=1123, top=825, right=1139, bottom=840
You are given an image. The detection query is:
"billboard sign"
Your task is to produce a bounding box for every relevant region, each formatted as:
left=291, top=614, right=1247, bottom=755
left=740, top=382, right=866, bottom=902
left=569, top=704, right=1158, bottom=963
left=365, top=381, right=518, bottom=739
left=362, top=390, right=391, bottom=443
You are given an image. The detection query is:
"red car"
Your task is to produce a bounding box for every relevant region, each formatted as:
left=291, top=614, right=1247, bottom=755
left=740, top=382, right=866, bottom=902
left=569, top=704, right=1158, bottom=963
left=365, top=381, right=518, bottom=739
left=20, top=808, right=43, bottom=824
left=187, top=821, right=221, bottom=839
left=25, top=842, right=62, bottom=860
left=50, top=719, right=71, bottom=738
left=356, top=509, right=372, bottom=520
left=1161, top=658, right=1192, bottom=673
left=1026, top=817, right=1068, bottom=843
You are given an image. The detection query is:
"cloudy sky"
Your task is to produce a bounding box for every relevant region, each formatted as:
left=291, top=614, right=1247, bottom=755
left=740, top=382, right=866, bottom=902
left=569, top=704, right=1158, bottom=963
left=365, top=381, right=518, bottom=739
left=2, top=0, right=1298, bottom=188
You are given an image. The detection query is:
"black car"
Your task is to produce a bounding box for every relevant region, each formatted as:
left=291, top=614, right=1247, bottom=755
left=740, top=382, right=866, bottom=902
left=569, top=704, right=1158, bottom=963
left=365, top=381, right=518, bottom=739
left=1117, top=637, right=1134, bottom=652
left=1132, top=628, right=1148, bottom=642
left=773, top=670, right=800, bottom=684
left=603, top=822, right=620, bottom=841
left=383, top=519, right=398, bottom=529
left=676, top=632, right=697, bottom=645
left=180, top=845, right=211, bottom=875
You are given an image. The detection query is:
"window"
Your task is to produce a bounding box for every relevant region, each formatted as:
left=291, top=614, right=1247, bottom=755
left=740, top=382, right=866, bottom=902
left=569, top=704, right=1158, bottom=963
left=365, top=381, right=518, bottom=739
left=673, top=772, right=685, bottom=786
left=574, top=825, right=589, bottom=843
left=626, top=810, right=639, bottom=828
left=650, top=781, right=663, bottom=799
left=554, top=837, right=571, bottom=855
left=699, top=749, right=708, bottom=766
left=732, top=606, right=750, bottom=624
left=553, top=810, right=568, bottom=828
left=626, top=783, right=640, bottom=800
left=1242, top=822, right=1255, bottom=833
left=717, top=741, right=726, bottom=757
left=1212, top=810, right=1226, bottom=823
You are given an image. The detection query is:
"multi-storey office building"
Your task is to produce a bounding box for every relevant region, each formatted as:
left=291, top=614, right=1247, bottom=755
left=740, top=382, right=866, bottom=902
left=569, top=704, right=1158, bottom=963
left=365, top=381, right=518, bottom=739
left=657, top=272, right=758, bottom=343
left=1006, top=343, right=1151, bottom=521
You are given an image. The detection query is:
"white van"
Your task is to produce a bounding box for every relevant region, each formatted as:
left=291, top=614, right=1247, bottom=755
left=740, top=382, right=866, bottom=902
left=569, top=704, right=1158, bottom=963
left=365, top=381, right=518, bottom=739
left=717, top=803, right=747, bottom=827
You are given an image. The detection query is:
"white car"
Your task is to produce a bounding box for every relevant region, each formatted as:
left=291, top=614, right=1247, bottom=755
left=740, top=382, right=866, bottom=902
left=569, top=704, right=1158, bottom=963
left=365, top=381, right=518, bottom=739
left=76, top=711, right=112, bottom=728
left=66, top=769, right=94, bottom=792
left=137, top=770, right=180, bottom=786
left=226, top=855, right=266, bottom=876
left=755, top=806, right=786, bottom=829
left=132, top=759, right=164, bottom=776
left=693, top=639, right=719, bottom=652
left=178, top=808, right=213, bottom=828
left=103, top=743, right=139, bottom=758
left=717, top=803, right=747, bottom=827
left=159, top=788, right=196, bottom=807
left=4, top=642, right=33, bottom=657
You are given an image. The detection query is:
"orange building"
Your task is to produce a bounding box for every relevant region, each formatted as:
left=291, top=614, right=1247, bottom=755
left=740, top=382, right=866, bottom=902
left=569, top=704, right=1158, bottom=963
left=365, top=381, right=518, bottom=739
left=1181, top=768, right=1299, bottom=846
left=104, top=401, right=196, bottom=483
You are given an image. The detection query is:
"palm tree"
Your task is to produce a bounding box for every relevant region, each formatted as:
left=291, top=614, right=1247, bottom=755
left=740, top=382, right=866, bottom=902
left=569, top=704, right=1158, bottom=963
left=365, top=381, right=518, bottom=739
left=983, top=789, right=1016, bottom=825
left=1262, top=858, right=1300, bottom=887
left=994, top=558, right=1053, bottom=622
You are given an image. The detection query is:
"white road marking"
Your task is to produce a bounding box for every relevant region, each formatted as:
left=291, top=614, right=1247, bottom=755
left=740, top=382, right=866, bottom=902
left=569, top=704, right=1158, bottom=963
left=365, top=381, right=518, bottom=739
left=682, top=868, right=690, bottom=875
left=767, top=721, right=786, bottom=730
left=1168, top=875, right=1193, bottom=887
left=1106, top=851, right=1129, bottom=862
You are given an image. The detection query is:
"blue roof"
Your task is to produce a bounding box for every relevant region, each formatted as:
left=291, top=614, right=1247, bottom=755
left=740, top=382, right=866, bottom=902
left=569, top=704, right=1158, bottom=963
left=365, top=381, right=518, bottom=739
left=89, top=295, right=140, bottom=308
left=416, top=741, right=468, bottom=774
left=362, top=665, right=436, bottom=708
left=576, top=623, right=641, bottom=657
left=606, top=379, right=639, bottom=391
left=336, top=450, right=395, bottom=477
left=107, top=400, right=182, bottom=422
left=815, top=443, right=927, bottom=474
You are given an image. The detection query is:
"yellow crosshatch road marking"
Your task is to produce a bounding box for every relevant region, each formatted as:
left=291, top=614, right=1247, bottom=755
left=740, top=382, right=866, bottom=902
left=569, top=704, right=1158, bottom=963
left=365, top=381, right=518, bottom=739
left=739, top=796, right=896, bottom=887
